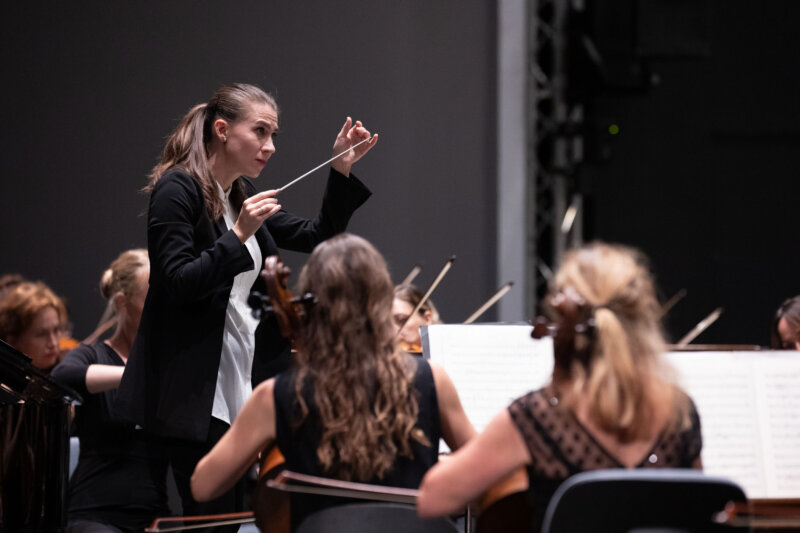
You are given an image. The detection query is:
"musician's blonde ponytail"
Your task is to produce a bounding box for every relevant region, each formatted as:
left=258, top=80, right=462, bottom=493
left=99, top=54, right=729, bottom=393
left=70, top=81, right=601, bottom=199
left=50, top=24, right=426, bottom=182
left=555, top=243, right=683, bottom=442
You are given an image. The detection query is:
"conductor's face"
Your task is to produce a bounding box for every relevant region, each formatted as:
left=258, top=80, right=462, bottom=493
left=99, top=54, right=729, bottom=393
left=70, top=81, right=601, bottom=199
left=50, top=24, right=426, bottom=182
left=226, top=102, right=279, bottom=178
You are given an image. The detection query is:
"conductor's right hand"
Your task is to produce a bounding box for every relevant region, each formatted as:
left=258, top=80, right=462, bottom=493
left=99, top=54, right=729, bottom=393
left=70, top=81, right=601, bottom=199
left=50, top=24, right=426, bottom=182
left=233, top=190, right=281, bottom=243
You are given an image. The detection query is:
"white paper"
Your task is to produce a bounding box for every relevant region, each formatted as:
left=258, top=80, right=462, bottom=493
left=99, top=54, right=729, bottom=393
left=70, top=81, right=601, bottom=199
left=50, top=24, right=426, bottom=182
left=663, top=351, right=800, bottom=499
left=422, top=323, right=800, bottom=499
left=422, top=324, right=553, bottom=435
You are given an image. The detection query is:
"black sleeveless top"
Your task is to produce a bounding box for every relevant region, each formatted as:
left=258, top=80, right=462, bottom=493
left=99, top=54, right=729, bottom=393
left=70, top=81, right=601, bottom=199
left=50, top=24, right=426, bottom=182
left=274, top=353, right=441, bottom=529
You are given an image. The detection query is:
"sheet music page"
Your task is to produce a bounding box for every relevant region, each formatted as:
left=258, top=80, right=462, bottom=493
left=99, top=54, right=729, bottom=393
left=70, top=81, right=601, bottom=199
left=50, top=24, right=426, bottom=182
left=757, top=354, right=800, bottom=497
left=664, top=351, right=800, bottom=499
left=422, top=324, right=554, bottom=435
left=664, top=351, right=767, bottom=498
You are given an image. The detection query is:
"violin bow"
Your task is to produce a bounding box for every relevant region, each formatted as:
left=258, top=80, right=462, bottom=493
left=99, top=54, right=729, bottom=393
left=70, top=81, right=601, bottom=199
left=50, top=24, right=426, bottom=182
left=267, top=470, right=418, bottom=504
left=146, top=511, right=254, bottom=532
left=395, top=256, right=456, bottom=335
left=400, top=264, right=422, bottom=286
left=659, top=288, right=687, bottom=318
left=675, top=307, right=724, bottom=348
left=463, top=281, right=514, bottom=324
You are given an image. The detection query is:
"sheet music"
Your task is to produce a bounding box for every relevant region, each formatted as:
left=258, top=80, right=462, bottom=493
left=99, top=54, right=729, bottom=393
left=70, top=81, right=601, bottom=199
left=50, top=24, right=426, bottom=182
left=421, top=324, right=800, bottom=499
left=757, top=356, right=800, bottom=497
left=422, top=324, right=553, bottom=435
left=664, top=351, right=800, bottom=499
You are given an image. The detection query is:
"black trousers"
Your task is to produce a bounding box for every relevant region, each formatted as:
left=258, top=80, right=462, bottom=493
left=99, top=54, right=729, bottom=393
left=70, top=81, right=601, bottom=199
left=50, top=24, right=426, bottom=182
left=165, top=417, right=248, bottom=533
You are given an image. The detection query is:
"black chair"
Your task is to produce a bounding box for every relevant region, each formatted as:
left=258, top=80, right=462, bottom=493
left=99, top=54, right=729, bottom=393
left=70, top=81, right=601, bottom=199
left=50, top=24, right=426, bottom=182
left=540, top=469, right=749, bottom=533
left=295, top=502, right=459, bottom=533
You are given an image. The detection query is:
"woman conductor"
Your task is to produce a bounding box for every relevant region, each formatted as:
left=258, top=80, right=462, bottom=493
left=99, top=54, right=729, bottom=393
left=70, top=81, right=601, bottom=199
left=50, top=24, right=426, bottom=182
left=115, top=83, right=377, bottom=527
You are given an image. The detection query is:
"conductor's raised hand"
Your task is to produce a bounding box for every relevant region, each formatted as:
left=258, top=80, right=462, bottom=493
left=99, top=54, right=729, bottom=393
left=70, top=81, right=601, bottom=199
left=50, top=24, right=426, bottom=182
left=331, top=117, right=378, bottom=177
left=233, top=190, right=281, bottom=243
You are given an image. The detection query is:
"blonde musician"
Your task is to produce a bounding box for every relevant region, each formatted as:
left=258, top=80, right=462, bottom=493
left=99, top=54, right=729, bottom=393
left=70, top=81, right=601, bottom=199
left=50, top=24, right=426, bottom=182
left=191, top=233, right=475, bottom=531
left=418, top=242, right=703, bottom=531
left=52, top=249, right=169, bottom=533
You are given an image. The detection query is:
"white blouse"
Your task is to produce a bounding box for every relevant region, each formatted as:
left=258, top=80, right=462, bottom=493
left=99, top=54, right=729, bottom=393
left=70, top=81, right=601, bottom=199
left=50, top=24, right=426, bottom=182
left=211, top=181, right=262, bottom=426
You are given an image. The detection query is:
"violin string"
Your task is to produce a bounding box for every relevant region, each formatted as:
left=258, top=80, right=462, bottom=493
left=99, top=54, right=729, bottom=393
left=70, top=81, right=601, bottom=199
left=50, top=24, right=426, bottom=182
left=278, top=136, right=373, bottom=193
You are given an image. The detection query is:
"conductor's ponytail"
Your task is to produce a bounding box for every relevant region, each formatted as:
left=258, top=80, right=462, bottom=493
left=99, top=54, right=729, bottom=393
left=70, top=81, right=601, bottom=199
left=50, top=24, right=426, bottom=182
left=144, top=84, right=279, bottom=220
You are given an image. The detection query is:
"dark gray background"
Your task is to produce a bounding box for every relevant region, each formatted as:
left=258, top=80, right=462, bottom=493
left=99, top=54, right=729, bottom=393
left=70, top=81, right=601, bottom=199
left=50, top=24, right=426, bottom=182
left=1, top=1, right=798, bottom=346
left=0, top=2, right=498, bottom=339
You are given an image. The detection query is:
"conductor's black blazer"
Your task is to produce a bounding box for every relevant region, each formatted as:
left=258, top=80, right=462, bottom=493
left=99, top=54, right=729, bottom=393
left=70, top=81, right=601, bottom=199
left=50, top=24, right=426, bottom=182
left=115, top=168, right=371, bottom=442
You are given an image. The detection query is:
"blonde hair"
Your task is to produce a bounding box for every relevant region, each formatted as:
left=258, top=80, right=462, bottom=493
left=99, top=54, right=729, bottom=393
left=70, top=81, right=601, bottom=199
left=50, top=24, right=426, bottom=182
left=99, top=249, right=149, bottom=302
left=0, top=281, right=67, bottom=341
left=294, top=234, right=428, bottom=481
left=92, top=249, right=149, bottom=339
left=553, top=242, right=683, bottom=442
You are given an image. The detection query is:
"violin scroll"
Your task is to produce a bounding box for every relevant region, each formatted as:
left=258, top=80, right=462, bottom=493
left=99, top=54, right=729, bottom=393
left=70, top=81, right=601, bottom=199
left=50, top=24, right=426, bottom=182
left=531, top=286, right=597, bottom=367
left=248, top=256, right=316, bottom=340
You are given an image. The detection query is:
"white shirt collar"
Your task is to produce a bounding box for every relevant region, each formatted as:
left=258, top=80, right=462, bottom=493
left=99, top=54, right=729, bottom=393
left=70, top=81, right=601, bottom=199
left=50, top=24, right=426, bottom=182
left=215, top=180, right=232, bottom=202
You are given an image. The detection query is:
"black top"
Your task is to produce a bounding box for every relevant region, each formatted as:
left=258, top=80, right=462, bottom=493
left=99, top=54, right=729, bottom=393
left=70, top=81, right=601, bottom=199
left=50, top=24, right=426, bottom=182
left=116, top=168, right=371, bottom=442
left=507, top=384, right=703, bottom=533
left=274, top=353, right=441, bottom=530
left=51, top=342, right=169, bottom=532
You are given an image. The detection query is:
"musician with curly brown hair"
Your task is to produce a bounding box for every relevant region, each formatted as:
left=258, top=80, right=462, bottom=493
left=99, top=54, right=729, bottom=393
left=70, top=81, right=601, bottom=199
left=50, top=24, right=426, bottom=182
left=190, top=233, right=475, bottom=530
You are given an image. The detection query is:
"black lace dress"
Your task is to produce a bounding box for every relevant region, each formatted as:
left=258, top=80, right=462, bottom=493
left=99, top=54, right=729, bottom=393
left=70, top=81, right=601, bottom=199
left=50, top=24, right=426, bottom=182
left=507, top=383, right=703, bottom=532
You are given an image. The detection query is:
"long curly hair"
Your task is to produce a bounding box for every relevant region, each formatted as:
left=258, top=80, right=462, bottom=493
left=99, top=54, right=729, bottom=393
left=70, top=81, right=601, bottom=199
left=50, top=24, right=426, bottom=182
left=553, top=242, right=688, bottom=442
left=293, top=233, right=429, bottom=481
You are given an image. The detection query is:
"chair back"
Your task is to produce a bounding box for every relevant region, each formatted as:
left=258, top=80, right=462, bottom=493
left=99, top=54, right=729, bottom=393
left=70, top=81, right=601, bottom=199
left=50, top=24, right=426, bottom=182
left=295, top=502, right=459, bottom=533
left=541, top=469, right=748, bottom=533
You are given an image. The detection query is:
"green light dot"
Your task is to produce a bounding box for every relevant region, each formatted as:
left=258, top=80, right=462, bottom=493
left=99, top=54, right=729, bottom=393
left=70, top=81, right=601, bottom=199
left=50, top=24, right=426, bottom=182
left=608, top=124, right=620, bottom=135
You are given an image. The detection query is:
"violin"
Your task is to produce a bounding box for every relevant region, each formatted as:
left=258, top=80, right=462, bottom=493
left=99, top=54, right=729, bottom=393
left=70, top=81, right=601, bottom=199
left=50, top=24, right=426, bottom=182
left=250, top=255, right=315, bottom=533
left=530, top=286, right=596, bottom=370
left=249, top=255, right=315, bottom=340
left=399, top=341, right=423, bottom=354
left=474, top=288, right=596, bottom=533
left=148, top=257, right=306, bottom=533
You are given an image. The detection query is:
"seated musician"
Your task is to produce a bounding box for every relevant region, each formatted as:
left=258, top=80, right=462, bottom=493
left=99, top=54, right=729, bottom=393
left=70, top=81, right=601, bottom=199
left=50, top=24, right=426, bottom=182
left=191, top=233, right=475, bottom=530
left=417, top=242, right=703, bottom=531
left=0, top=280, right=69, bottom=373
left=51, top=249, right=169, bottom=533
left=771, top=295, right=800, bottom=350
left=393, top=283, right=441, bottom=353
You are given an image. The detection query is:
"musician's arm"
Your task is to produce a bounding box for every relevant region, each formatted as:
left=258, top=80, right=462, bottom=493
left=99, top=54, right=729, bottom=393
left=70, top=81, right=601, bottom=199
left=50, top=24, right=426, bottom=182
left=418, top=409, right=530, bottom=517
left=191, top=379, right=277, bottom=502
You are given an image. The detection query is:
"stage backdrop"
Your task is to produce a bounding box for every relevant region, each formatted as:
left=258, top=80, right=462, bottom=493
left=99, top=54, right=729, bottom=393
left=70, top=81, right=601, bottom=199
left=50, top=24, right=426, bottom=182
left=0, top=2, right=498, bottom=339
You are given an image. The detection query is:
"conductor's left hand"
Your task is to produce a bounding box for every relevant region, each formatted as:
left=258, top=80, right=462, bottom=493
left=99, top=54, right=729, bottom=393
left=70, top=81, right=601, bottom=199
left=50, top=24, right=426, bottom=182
left=331, top=117, right=378, bottom=177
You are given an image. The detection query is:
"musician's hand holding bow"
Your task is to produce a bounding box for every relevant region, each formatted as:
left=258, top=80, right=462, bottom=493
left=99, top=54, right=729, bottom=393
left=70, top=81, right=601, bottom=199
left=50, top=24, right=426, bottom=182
left=331, top=117, right=378, bottom=177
